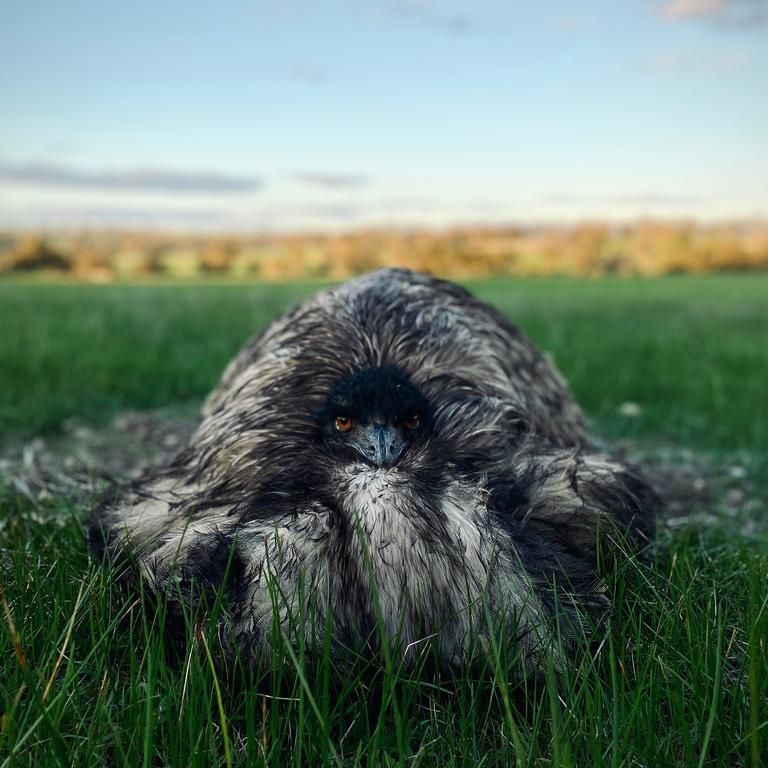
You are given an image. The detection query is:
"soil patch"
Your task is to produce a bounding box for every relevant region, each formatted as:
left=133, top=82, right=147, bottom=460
left=1, top=409, right=765, bottom=539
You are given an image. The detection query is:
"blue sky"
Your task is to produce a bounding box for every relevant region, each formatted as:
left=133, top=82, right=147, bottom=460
left=1, top=0, right=766, bottom=231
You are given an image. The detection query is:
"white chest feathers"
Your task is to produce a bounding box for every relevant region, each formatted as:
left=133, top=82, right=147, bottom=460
left=335, top=466, right=495, bottom=658
left=238, top=465, right=550, bottom=665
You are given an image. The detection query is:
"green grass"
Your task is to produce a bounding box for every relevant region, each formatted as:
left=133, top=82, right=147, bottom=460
left=2, top=274, right=767, bottom=451
left=1, top=274, right=767, bottom=766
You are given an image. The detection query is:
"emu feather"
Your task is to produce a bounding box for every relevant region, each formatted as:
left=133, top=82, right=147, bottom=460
left=91, top=268, right=655, bottom=669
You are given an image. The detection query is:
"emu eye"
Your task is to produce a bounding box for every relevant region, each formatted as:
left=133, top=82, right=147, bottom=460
left=334, top=415, right=353, bottom=432
left=403, top=414, right=420, bottom=430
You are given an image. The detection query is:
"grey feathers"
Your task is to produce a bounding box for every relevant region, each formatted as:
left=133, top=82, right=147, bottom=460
left=91, top=268, right=655, bottom=670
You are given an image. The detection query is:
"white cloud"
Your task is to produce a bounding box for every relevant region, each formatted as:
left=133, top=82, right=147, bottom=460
left=659, top=0, right=768, bottom=24
left=0, top=161, right=261, bottom=193
left=293, top=173, right=369, bottom=189
left=639, top=49, right=749, bottom=71
left=661, top=0, right=728, bottom=19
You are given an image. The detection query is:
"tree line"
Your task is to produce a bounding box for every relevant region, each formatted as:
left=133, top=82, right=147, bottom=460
left=1, top=221, right=767, bottom=280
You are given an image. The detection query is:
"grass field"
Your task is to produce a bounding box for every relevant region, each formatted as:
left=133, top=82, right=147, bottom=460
left=1, top=274, right=766, bottom=766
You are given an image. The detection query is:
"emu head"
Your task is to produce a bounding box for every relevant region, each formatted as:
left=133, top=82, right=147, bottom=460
left=317, top=366, right=434, bottom=469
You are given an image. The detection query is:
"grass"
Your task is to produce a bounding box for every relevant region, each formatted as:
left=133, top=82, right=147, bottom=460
left=2, top=274, right=767, bottom=451
left=1, top=274, right=767, bottom=766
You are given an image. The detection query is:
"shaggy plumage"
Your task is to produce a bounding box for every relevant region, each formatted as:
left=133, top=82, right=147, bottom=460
left=91, top=268, right=656, bottom=669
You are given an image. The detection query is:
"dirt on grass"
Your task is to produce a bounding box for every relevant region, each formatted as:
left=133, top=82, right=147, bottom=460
left=1, top=409, right=765, bottom=540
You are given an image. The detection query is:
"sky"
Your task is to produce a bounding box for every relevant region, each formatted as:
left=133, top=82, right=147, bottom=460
left=0, top=0, right=766, bottom=232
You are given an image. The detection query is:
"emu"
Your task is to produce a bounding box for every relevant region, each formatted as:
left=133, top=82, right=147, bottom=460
left=91, top=268, right=655, bottom=670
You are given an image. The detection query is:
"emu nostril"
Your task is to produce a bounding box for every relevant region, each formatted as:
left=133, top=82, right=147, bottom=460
left=367, top=444, right=376, bottom=454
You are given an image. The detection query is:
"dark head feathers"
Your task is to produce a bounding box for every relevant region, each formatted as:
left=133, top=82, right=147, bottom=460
left=318, top=365, right=433, bottom=428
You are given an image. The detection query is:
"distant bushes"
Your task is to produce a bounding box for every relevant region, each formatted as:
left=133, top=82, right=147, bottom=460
left=1, top=221, right=767, bottom=280
left=4, top=236, right=71, bottom=272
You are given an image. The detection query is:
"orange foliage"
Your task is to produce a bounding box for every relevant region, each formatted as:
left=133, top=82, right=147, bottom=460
left=1, top=221, right=767, bottom=280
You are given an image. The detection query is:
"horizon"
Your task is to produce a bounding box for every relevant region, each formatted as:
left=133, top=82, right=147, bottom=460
left=3, top=215, right=768, bottom=240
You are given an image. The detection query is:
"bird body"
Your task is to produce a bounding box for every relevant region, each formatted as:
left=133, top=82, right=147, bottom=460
left=93, top=269, right=654, bottom=669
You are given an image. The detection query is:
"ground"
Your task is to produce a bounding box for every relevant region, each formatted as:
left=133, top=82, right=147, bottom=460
left=0, top=275, right=766, bottom=767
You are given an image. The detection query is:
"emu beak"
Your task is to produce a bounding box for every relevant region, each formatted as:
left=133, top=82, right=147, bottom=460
left=356, top=424, right=405, bottom=468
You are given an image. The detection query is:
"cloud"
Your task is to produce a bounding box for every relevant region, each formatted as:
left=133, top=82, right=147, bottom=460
left=661, top=0, right=728, bottom=18
left=281, top=203, right=364, bottom=218
left=659, top=0, right=768, bottom=25
left=293, top=173, right=369, bottom=189
left=639, top=50, right=749, bottom=71
left=602, top=193, right=705, bottom=206
left=541, top=192, right=706, bottom=207
left=0, top=161, right=261, bottom=193
left=389, top=1, right=474, bottom=34
left=551, top=13, right=594, bottom=31
left=0, top=206, right=235, bottom=227
left=290, top=65, right=327, bottom=85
